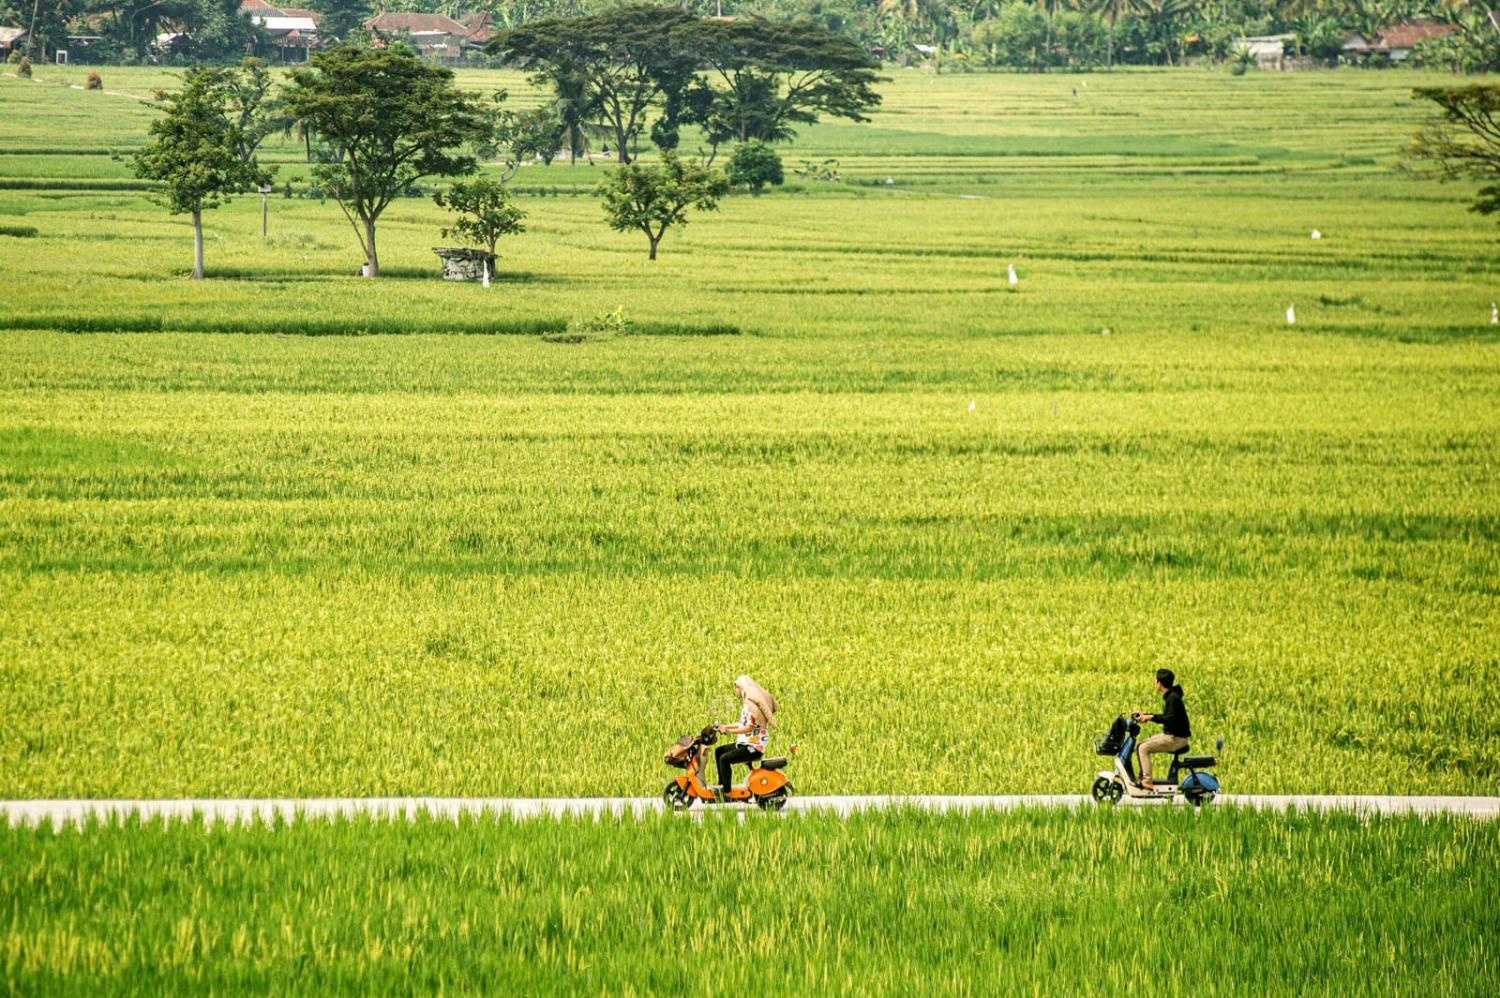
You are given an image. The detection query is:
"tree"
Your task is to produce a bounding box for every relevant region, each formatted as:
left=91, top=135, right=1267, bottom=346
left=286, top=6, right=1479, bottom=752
left=283, top=45, right=487, bottom=278
left=488, top=5, right=699, bottom=164
left=513, top=105, right=567, bottom=166
left=725, top=140, right=785, bottom=193
left=229, top=58, right=288, bottom=164
left=133, top=68, right=270, bottom=280
left=1408, top=85, right=1500, bottom=218
left=670, top=16, right=882, bottom=157
left=304, top=0, right=373, bottom=42
left=435, top=177, right=527, bottom=257
left=598, top=150, right=729, bottom=260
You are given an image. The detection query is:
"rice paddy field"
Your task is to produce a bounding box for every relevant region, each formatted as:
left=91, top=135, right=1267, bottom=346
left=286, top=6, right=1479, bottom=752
left=2, top=63, right=1499, bottom=993
left=3, top=808, right=1497, bottom=995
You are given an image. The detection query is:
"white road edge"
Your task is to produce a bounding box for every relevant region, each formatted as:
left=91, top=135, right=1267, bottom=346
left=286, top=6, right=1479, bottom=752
left=3, top=795, right=1497, bottom=826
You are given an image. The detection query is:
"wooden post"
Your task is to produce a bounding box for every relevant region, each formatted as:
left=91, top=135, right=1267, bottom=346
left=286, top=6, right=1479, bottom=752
left=259, top=184, right=273, bottom=238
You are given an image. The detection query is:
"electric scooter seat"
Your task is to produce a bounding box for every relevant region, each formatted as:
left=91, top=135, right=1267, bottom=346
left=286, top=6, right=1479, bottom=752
left=1177, top=754, right=1216, bottom=768
left=759, top=757, right=789, bottom=771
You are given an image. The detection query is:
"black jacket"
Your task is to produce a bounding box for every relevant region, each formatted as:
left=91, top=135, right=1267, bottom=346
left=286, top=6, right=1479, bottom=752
left=1150, top=685, right=1191, bottom=738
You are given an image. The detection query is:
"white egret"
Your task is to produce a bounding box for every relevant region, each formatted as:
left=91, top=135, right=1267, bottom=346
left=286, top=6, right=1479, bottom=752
left=1007, top=263, right=1018, bottom=286
left=1286, top=305, right=1296, bottom=325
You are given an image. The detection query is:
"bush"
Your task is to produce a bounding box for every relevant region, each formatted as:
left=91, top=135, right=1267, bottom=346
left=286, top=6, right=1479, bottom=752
left=0, top=224, right=39, bottom=238
left=726, top=141, right=784, bottom=195
left=85, top=70, right=102, bottom=90
left=18, top=56, right=31, bottom=78
left=545, top=306, right=630, bottom=344
left=6, top=49, right=20, bottom=64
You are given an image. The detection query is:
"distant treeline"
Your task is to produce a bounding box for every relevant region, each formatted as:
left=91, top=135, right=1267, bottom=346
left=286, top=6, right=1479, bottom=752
left=6, top=1, right=1499, bottom=72
left=388, top=1, right=1500, bottom=71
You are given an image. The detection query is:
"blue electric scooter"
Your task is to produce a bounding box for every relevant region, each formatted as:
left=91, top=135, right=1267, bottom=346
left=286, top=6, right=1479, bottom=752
left=1091, top=714, right=1222, bottom=806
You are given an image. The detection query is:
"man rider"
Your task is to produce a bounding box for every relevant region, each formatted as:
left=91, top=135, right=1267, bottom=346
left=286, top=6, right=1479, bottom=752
left=1133, top=669, right=1190, bottom=790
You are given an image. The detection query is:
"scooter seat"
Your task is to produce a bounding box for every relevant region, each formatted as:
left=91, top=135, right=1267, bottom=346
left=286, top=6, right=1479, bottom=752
left=1178, top=755, right=1216, bottom=768
left=758, top=757, right=788, bottom=771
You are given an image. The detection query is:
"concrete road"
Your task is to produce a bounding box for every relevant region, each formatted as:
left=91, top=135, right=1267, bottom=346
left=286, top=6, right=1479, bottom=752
left=3, top=795, right=1497, bottom=826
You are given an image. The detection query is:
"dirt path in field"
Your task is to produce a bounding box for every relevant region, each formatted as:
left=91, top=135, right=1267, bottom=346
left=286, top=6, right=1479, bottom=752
left=3, top=795, right=1497, bottom=826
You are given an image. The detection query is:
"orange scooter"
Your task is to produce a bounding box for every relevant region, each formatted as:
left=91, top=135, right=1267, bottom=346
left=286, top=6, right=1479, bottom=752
left=662, top=723, right=796, bottom=811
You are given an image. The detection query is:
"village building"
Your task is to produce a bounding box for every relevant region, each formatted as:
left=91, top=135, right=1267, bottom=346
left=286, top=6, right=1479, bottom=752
left=1341, top=20, right=1456, bottom=64
left=0, top=25, right=26, bottom=60
left=239, top=1, right=322, bottom=61
left=362, top=12, right=480, bottom=63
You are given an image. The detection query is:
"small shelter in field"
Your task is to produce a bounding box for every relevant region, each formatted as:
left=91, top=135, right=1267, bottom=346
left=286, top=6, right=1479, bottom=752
left=1236, top=35, right=1295, bottom=69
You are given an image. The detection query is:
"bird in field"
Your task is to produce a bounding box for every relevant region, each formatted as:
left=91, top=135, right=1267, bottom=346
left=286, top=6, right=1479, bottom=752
left=1492, top=302, right=1498, bottom=325
left=1007, top=263, right=1018, bottom=286
left=1286, top=305, right=1296, bottom=325
left=968, top=400, right=976, bottom=412
left=1311, top=230, right=1321, bottom=240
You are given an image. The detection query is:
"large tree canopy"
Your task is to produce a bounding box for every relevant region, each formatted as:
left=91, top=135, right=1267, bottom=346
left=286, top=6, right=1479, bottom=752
left=284, top=45, right=487, bottom=277
left=487, top=5, right=699, bottom=164
left=1409, top=85, right=1500, bottom=217
left=671, top=15, right=882, bottom=152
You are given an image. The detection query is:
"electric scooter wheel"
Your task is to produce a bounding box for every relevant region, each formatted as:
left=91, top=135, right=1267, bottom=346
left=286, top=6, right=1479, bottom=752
left=756, top=781, right=795, bottom=811
left=1091, top=777, right=1123, bottom=805
left=1185, top=792, right=1215, bottom=808
left=662, top=782, right=693, bottom=811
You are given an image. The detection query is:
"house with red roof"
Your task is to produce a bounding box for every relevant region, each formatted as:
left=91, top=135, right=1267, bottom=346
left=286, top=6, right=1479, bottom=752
left=239, top=2, right=322, bottom=59
left=1341, top=19, right=1455, bottom=64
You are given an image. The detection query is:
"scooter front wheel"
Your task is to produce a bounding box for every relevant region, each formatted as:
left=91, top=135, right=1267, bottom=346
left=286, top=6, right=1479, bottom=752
left=1091, top=777, right=1123, bottom=805
left=663, top=781, right=694, bottom=811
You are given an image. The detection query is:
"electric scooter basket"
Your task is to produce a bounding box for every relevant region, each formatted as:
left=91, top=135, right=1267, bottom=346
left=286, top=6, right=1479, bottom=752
left=1095, top=715, right=1129, bottom=756
left=663, top=734, right=694, bottom=769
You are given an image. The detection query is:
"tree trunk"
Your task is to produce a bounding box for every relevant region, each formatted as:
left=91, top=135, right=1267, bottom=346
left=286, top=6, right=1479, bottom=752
left=1107, top=12, right=1115, bottom=72
left=647, top=234, right=658, bottom=261
left=364, top=219, right=378, bottom=277
left=191, top=209, right=204, bottom=280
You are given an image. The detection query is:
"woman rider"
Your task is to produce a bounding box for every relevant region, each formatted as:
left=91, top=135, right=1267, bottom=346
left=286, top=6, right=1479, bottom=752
left=713, top=675, right=777, bottom=796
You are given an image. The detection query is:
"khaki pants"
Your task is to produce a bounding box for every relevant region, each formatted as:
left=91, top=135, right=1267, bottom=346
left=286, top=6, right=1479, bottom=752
left=1137, top=734, right=1189, bottom=783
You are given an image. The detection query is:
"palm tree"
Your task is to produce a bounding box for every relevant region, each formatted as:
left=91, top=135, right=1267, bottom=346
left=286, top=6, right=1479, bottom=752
left=1129, top=0, right=1195, bottom=65
left=1086, top=0, right=1137, bottom=71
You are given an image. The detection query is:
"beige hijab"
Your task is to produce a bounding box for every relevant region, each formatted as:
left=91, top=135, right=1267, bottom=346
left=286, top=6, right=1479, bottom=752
left=735, top=675, right=778, bottom=731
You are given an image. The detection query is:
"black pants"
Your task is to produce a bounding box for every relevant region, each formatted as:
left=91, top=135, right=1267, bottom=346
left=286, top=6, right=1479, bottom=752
left=716, top=744, right=762, bottom=791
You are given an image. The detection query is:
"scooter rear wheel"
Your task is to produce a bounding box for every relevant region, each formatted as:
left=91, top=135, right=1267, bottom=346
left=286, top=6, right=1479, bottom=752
left=663, top=781, right=693, bottom=811
left=756, top=782, right=794, bottom=812
left=1091, top=777, right=1123, bottom=805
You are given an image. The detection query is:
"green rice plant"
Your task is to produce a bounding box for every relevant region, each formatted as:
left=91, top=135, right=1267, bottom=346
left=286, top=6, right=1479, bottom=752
left=0, top=808, right=1495, bottom=994
left=0, top=68, right=1496, bottom=799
